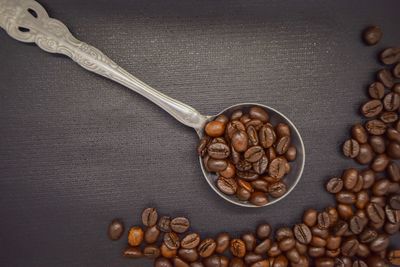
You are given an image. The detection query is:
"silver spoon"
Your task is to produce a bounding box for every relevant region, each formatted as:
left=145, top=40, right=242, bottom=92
left=0, top=0, right=305, bottom=207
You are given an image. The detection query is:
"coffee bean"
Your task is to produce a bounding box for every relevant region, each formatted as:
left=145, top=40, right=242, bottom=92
left=198, top=238, right=216, bottom=258
left=171, top=217, right=190, bottom=233
left=142, top=208, right=158, bottom=227
left=361, top=99, right=383, bottom=117
left=352, top=259, right=367, bottom=267
left=220, top=162, right=236, bottom=178
left=145, top=225, right=161, bottom=244
left=368, top=82, right=385, bottom=99
left=343, top=139, right=360, bottom=158
left=388, top=141, right=400, bottom=158
left=271, top=255, right=288, bottom=267
left=251, top=179, right=269, bottom=192
left=268, top=181, right=287, bottom=198
left=380, top=111, right=398, bottom=123
left=377, top=69, right=394, bottom=88
left=255, top=223, right=271, bottom=239
left=123, top=246, right=143, bottom=258
left=390, top=195, right=400, bottom=209
left=388, top=128, right=400, bottom=144
left=158, top=216, right=172, bottom=233
left=191, top=261, right=205, bottom=267
left=367, top=203, right=385, bottom=224
left=393, top=83, right=400, bottom=93
left=249, top=106, right=269, bottom=122
left=229, top=257, right=245, bottom=267
left=360, top=228, right=378, bottom=243
left=337, top=204, right=354, bottom=220
left=231, top=131, right=248, bottom=153
left=276, top=136, right=291, bottom=155
left=394, top=63, right=400, bottom=78
left=293, top=224, right=311, bottom=244
left=268, top=157, right=286, bottom=179
left=335, top=257, right=352, bottom=267
left=250, top=191, right=268, bottom=206
left=326, top=235, right=341, bottom=250
left=231, top=110, right=243, bottom=121
left=267, top=242, right=282, bottom=257
left=278, top=237, right=296, bottom=251
left=285, top=248, right=300, bottom=264
left=388, top=181, right=400, bottom=193
left=308, top=246, right=325, bottom=258
left=181, top=233, right=201, bottom=249
left=259, top=125, right=276, bottom=148
left=230, top=239, right=246, bottom=258
left=361, top=169, right=376, bottom=189
left=295, top=241, right=308, bottom=255
left=215, top=114, right=229, bottom=124
left=236, top=160, right=252, bottom=171
left=303, top=209, right=318, bottom=227
left=254, top=238, right=271, bottom=255
left=285, top=145, right=297, bottom=161
left=370, top=196, right=386, bottom=207
left=207, top=158, right=228, bottom=172
left=215, top=233, right=230, bottom=254
left=220, top=255, right=229, bottom=267
left=369, top=136, right=386, bottom=154
left=383, top=92, right=400, bottom=111
left=250, top=260, right=270, bottom=267
left=246, top=119, right=263, bottom=130
left=356, top=190, right=369, bottom=209
left=356, top=243, right=371, bottom=258
left=326, top=177, right=343, bottom=193
left=243, top=253, right=263, bottom=265
left=276, top=227, right=294, bottom=241
left=173, top=257, right=190, bottom=267
left=237, top=170, right=259, bottom=181
left=352, top=174, right=364, bottom=192
left=244, top=146, right=264, bottom=163
left=355, top=143, right=374, bottom=164
left=333, top=220, right=349, bottom=236
left=388, top=250, right=400, bottom=266
left=205, top=121, right=226, bottom=137
left=336, top=191, right=356, bottom=204
left=275, top=123, right=291, bottom=138
left=198, top=136, right=211, bottom=156
left=108, top=219, right=124, bottom=240
left=350, top=215, right=367, bottom=234
left=217, top=176, right=238, bottom=195
left=247, top=125, right=259, bottom=146
left=227, top=120, right=246, bottom=138
left=160, top=243, right=177, bottom=258
left=241, top=233, right=256, bottom=251
left=384, top=221, right=400, bottom=234
left=341, top=238, right=359, bottom=257
left=178, top=248, right=198, bottom=263
left=369, top=234, right=389, bottom=252
left=386, top=204, right=400, bottom=224
left=365, top=255, right=387, bottom=267
left=230, top=145, right=240, bottom=164
left=342, top=168, right=358, bottom=190
left=366, top=119, right=387, bottom=135
left=236, top=187, right=252, bottom=201
left=380, top=47, right=400, bottom=65
left=208, top=142, right=230, bottom=159
left=144, top=245, right=161, bottom=258
left=252, top=155, right=269, bottom=174
left=372, top=178, right=390, bottom=196
left=266, top=147, right=277, bottom=162
left=155, top=257, right=173, bottom=267
left=164, top=232, right=180, bottom=250
left=128, top=226, right=144, bottom=247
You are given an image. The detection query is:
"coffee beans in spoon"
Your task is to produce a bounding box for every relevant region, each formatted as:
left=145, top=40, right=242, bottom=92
left=198, top=106, right=296, bottom=206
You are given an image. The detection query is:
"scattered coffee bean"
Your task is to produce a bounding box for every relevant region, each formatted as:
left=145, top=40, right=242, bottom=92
left=108, top=219, right=124, bottom=241
left=326, top=177, right=343, bottom=193
left=198, top=238, right=216, bottom=258
left=181, top=233, right=200, bottom=249
left=145, top=225, right=160, bottom=244
left=363, top=26, right=382, bottom=45
left=380, top=111, right=398, bottom=123
left=230, top=239, right=246, bottom=258
left=144, top=245, right=160, bottom=258
left=293, top=224, right=311, bottom=244
left=365, top=119, right=387, bottom=135
left=170, top=217, right=190, bottom=234
left=343, top=139, right=360, bottom=158
left=388, top=141, right=400, bottom=158
left=383, top=92, right=400, bottom=111
left=128, top=226, right=144, bottom=247
left=158, top=216, right=172, bottom=233
left=380, top=47, right=400, bottom=65
left=368, top=82, right=385, bottom=99
left=361, top=99, right=383, bottom=118
left=142, top=208, right=158, bottom=227
left=369, top=135, right=386, bottom=154
left=377, top=69, right=394, bottom=88
left=355, top=143, right=374, bottom=164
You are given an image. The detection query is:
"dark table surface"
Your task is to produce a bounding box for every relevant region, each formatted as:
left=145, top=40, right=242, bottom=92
left=1, top=0, right=400, bottom=266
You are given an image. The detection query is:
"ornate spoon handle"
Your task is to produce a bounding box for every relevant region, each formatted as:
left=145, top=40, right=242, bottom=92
left=0, top=0, right=207, bottom=131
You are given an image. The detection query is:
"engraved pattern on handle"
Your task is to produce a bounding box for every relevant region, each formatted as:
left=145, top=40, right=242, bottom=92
left=0, top=0, right=208, bottom=131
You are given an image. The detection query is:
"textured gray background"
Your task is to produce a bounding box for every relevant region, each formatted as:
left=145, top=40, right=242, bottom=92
left=1, top=0, right=400, bottom=266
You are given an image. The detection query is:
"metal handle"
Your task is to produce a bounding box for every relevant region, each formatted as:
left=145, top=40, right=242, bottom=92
left=0, top=0, right=208, bottom=131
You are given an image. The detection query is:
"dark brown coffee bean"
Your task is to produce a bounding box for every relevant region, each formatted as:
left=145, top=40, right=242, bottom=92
left=237, top=170, right=259, bottom=181
left=244, top=146, right=264, bottom=163
left=367, top=203, right=385, bottom=223
left=141, top=208, right=158, bottom=227
left=164, top=232, right=180, bottom=250
left=155, top=257, right=173, bottom=267
left=278, top=237, right=295, bottom=251
left=356, top=243, right=371, bottom=258
left=252, top=155, right=268, bottom=174
left=229, top=146, right=240, bottom=165
left=254, top=238, right=271, bottom=255
left=294, top=241, right=307, bottom=256
left=268, top=157, right=286, bottom=179
left=369, top=136, right=386, bottom=154
left=310, top=235, right=327, bottom=247
left=285, top=145, right=296, bottom=161
left=236, top=187, right=252, bottom=201
left=160, top=243, right=177, bottom=258
left=388, top=250, right=400, bottom=266
left=171, top=217, right=190, bottom=234
left=388, top=162, right=400, bottom=182
left=368, top=82, right=385, bottom=99
left=246, top=126, right=259, bottom=146
left=365, top=119, right=387, bottom=135
left=236, top=160, right=252, bottom=171
left=326, top=235, right=341, bottom=250
left=389, top=194, right=400, bottom=209
left=361, top=99, right=383, bottom=117
left=191, top=261, right=205, bottom=267
left=276, top=136, right=291, bottom=155
left=336, top=191, right=356, bottom=204
left=251, top=179, right=269, bottom=192
left=144, top=245, right=160, bottom=258
left=246, top=119, right=263, bottom=130
left=220, top=256, right=229, bottom=267
left=365, top=255, right=387, bottom=267
left=388, top=128, right=400, bottom=143
left=351, top=124, right=367, bottom=144
left=352, top=260, right=367, bottom=267
left=123, top=246, right=143, bottom=258
left=371, top=195, right=386, bottom=207
left=338, top=204, right=354, bottom=220
left=360, top=228, right=378, bottom=243
left=219, top=162, right=236, bottom=178
left=386, top=204, right=400, bottom=224
left=198, top=238, right=216, bottom=258
left=178, top=248, right=198, bottom=263
left=268, top=182, right=287, bottom=198
left=108, top=219, right=124, bottom=241
left=341, top=238, right=359, bottom=257
left=380, top=47, right=400, bottom=65
left=326, top=249, right=341, bottom=258
left=343, top=168, right=359, bottom=190
left=231, top=110, right=243, bottom=121
left=326, top=177, right=343, bottom=193
left=231, top=131, right=248, bottom=152
left=333, top=220, right=349, bottom=236
left=208, top=142, right=230, bottom=159
left=361, top=169, right=376, bottom=189
left=198, top=136, right=211, bottom=156
left=251, top=260, right=270, bottom=267
left=372, top=178, right=390, bottom=196
left=394, top=63, right=400, bottom=78
left=384, top=221, right=400, bottom=234
left=259, top=125, right=276, bottom=148
left=145, top=225, right=160, bottom=244
left=227, top=121, right=245, bottom=138
left=207, top=158, right=228, bottom=172
left=285, top=248, right=300, bottom=264
left=388, top=181, right=400, bottom=193
left=356, top=143, right=374, bottom=164
left=244, top=253, right=263, bottom=265
left=250, top=191, right=268, bottom=206
left=356, top=190, right=369, bottom=209
left=393, top=83, right=400, bottom=94
left=308, top=246, right=325, bottom=258
left=388, top=141, right=400, bottom=159
left=215, top=114, right=229, bottom=124
left=335, top=257, right=352, bottom=267
left=230, top=239, right=246, bottom=258
left=217, top=176, right=238, bottom=195
left=215, top=232, right=230, bottom=254
left=371, top=154, right=390, bottom=172
left=369, top=234, right=389, bottom=252
left=275, top=123, right=291, bottom=138
left=241, top=233, right=256, bottom=251
left=343, top=139, right=360, bottom=158
left=249, top=106, right=269, bottom=122
left=275, top=227, right=294, bottom=242
left=362, top=26, right=382, bottom=46
left=267, top=242, right=282, bottom=257
left=158, top=216, right=172, bottom=233
left=174, top=257, right=190, bottom=267
left=350, top=215, right=367, bottom=234
left=377, top=69, right=394, bottom=88
left=380, top=111, right=398, bottom=123
left=383, top=92, right=400, bottom=111
left=293, top=224, right=311, bottom=244
left=205, top=121, right=226, bottom=137
left=229, top=257, right=245, bottom=267
left=303, top=209, right=317, bottom=227
left=254, top=223, right=270, bottom=240
left=181, top=233, right=200, bottom=249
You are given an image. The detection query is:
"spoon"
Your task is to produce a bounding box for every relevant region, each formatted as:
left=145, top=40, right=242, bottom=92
left=0, top=0, right=305, bottom=207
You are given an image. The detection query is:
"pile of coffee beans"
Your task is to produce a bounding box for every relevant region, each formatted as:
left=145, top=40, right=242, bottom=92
left=108, top=26, right=400, bottom=266
left=197, top=107, right=296, bottom=206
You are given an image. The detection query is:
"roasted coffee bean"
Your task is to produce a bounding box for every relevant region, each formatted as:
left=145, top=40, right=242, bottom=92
left=388, top=250, right=400, bottom=266
left=241, top=233, right=256, bottom=251
left=203, top=155, right=212, bottom=172
left=251, top=179, right=269, bottom=192
left=178, top=248, right=198, bottom=263
left=295, top=241, right=308, bottom=255
left=388, top=181, right=400, bottom=194
left=310, top=235, right=326, bottom=247
left=337, top=204, right=354, bottom=220
left=249, top=106, right=269, bottom=122
left=267, top=242, right=282, bottom=257
left=275, top=123, right=291, bottom=138
left=342, top=168, right=358, bottom=190
left=360, top=228, right=378, bottom=243
left=336, top=191, right=356, bottom=204
left=388, top=162, right=400, bottom=182
left=341, top=238, right=359, bottom=257
left=108, top=219, right=124, bottom=241
left=293, top=224, right=312, bottom=244
left=361, top=99, right=383, bottom=117
left=275, top=227, right=293, bottom=242
left=244, top=253, right=263, bottom=265
left=371, top=154, right=390, bottom=172
left=230, top=145, right=240, bottom=164
left=268, top=158, right=286, bottom=179
left=191, top=262, right=205, bottom=267
left=335, top=257, right=352, bottom=267
left=217, top=176, right=238, bottom=195
left=208, top=142, right=230, bottom=159
left=220, top=162, right=236, bottom=178
left=256, top=223, right=271, bottom=239
left=390, top=195, right=400, bottom=209
left=123, top=246, right=143, bottom=258
left=369, top=234, right=389, bottom=252
left=202, top=254, right=222, bottom=267
left=227, top=121, right=246, bottom=139
left=171, top=217, right=190, bottom=234
left=230, top=239, right=246, bottom=258
left=361, top=169, right=376, bottom=189
left=128, top=226, right=144, bottom=247
left=365, top=255, right=387, bottom=267
left=237, top=179, right=253, bottom=192
left=326, top=235, right=341, bottom=250
left=231, top=110, right=243, bottom=121
left=244, top=146, right=264, bottom=163
left=181, top=233, right=201, bottom=249
left=285, top=145, right=296, bottom=161
left=365, top=119, right=387, bottom=135
left=155, top=257, right=173, bottom=267
left=251, top=260, right=270, bottom=267
left=369, top=136, right=386, bottom=154
left=215, top=114, right=229, bottom=124
left=350, top=215, right=367, bottom=234
left=385, top=204, right=400, bottom=223
left=317, top=211, right=330, bottom=229
left=353, top=176, right=364, bottom=193
left=352, top=259, right=367, bottom=267
left=388, top=128, right=400, bottom=144
left=384, top=221, right=400, bottom=234
left=355, top=143, right=374, bottom=164
left=271, top=255, right=288, bottom=267
left=174, top=257, right=190, bottom=267
left=198, top=238, right=216, bottom=258
left=198, top=136, right=211, bottom=156
left=343, top=139, right=360, bottom=158
left=215, top=233, right=230, bottom=254
left=372, top=178, right=390, bottom=196
left=356, top=243, right=371, bottom=258
left=259, top=125, right=276, bottom=148
left=143, top=245, right=160, bottom=258
left=370, top=196, right=386, bottom=207
left=367, top=203, right=385, bottom=223
left=160, top=243, right=177, bottom=258
left=355, top=190, right=369, bottom=209
left=207, top=158, right=228, bottom=172
left=250, top=191, right=268, bottom=206
left=383, top=92, right=400, bottom=111
left=247, top=126, right=259, bottom=146
left=164, top=232, right=180, bottom=250
left=285, top=248, right=300, bottom=263
left=368, top=82, right=385, bottom=99
left=211, top=137, right=227, bottom=145
left=333, top=220, right=349, bottom=236
left=253, top=155, right=268, bottom=174
left=266, top=147, right=277, bottom=162
left=237, top=170, right=259, bottom=181
left=145, top=225, right=161, bottom=244
left=254, top=238, right=271, bottom=255
left=231, top=131, right=249, bottom=152
left=380, top=47, right=400, bottom=65
left=236, top=187, right=252, bottom=201
left=246, top=119, right=263, bottom=130
left=278, top=237, right=295, bottom=251
left=141, top=208, right=158, bottom=227
left=220, top=256, right=229, bottom=267
left=394, top=63, right=400, bottom=78
left=229, top=257, right=245, bottom=267
left=308, top=246, right=325, bottom=258
left=388, top=142, right=400, bottom=159
left=291, top=256, right=309, bottom=267
left=268, top=182, right=287, bottom=198
left=377, top=69, right=394, bottom=88
left=380, top=111, right=398, bottom=123
left=351, top=124, right=367, bottom=145
left=327, top=206, right=340, bottom=225
left=276, top=136, right=291, bottom=155
left=236, top=160, right=252, bottom=171
left=158, top=216, right=172, bottom=233
left=303, top=209, right=318, bottom=227
left=205, top=121, right=226, bottom=137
